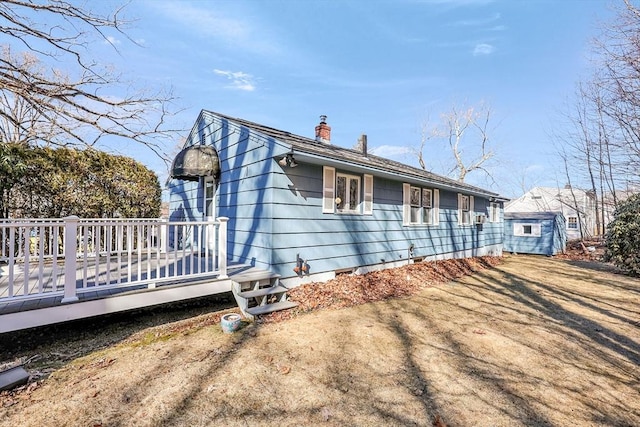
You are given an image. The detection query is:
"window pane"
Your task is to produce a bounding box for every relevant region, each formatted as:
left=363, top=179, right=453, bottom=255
left=523, top=225, right=532, bottom=234
left=461, top=195, right=469, bottom=211
left=336, top=176, right=346, bottom=210
left=349, top=178, right=358, bottom=210
left=423, top=207, right=432, bottom=224
left=410, top=187, right=420, bottom=206
left=205, top=180, right=215, bottom=217
left=422, top=189, right=432, bottom=208
left=411, top=206, right=420, bottom=223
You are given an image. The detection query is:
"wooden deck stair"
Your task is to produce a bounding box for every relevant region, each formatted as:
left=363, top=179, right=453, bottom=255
left=230, top=269, right=297, bottom=319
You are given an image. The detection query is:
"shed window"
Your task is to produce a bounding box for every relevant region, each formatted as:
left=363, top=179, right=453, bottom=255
left=567, top=216, right=578, bottom=230
left=514, top=223, right=541, bottom=237
left=458, top=194, right=474, bottom=226
left=403, top=185, right=439, bottom=225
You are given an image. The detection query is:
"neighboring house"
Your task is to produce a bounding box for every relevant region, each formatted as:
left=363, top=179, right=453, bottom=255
left=505, top=186, right=596, bottom=241
left=167, top=111, right=506, bottom=285
left=504, top=212, right=566, bottom=256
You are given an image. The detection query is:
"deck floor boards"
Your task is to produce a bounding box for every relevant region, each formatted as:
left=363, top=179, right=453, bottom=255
left=0, top=257, right=266, bottom=333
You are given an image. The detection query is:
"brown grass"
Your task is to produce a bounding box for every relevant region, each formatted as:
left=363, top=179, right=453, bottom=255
left=1, top=255, right=639, bottom=426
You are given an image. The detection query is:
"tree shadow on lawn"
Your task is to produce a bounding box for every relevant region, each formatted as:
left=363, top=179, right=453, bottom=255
left=0, top=293, right=237, bottom=369
left=452, top=264, right=640, bottom=425
left=377, top=295, right=557, bottom=426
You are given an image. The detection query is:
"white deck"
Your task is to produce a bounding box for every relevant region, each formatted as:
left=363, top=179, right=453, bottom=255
left=0, top=264, right=262, bottom=334
left=0, top=216, right=249, bottom=334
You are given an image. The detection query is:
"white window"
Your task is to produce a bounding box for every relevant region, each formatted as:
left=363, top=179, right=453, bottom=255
left=336, top=173, right=361, bottom=213
left=323, top=166, right=371, bottom=215
left=490, top=202, right=500, bottom=223
left=514, top=223, right=542, bottom=237
left=204, top=177, right=215, bottom=218
left=410, top=186, right=421, bottom=224
left=458, top=194, right=474, bottom=225
left=567, top=216, right=578, bottom=230
left=403, top=184, right=439, bottom=225
left=422, top=189, right=433, bottom=224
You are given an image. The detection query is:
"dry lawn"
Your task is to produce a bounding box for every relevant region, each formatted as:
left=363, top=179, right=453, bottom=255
left=1, top=255, right=639, bottom=426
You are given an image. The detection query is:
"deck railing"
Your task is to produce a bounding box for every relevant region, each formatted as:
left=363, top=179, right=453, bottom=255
left=0, top=216, right=228, bottom=304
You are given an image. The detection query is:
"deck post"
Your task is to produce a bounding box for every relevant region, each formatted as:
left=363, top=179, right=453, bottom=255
left=217, top=217, right=228, bottom=279
left=61, top=216, right=79, bottom=303
left=158, top=218, right=168, bottom=253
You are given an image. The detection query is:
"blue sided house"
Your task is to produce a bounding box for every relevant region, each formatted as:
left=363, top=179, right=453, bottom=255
left=503, top=212, right=567, bottom=256
left=167, top=111, right=506, bottom=286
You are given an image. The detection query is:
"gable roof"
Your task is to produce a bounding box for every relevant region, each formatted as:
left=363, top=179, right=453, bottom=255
left=206, top=110, right=502, bottom=199
left=505, top=212, right=565, bottom=221
left=505, top=186, right=593, bottom=213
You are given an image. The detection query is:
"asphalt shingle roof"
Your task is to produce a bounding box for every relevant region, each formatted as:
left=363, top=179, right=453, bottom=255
left=208, top=110, right=500, bottom=198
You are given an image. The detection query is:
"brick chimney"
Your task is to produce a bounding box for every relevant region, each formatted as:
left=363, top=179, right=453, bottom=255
left=315, top=115, right=331, bottom=144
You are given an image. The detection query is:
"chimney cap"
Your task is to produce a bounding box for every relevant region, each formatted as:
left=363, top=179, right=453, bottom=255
left=319, top=115, right=327, bottom=124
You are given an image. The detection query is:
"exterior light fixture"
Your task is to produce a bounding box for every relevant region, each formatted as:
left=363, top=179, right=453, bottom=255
left=278, top=153, right=298, bottom=168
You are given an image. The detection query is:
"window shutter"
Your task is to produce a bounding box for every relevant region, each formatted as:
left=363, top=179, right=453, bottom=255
left=433, top=189, right=440, bottom=225
left=322, top=166, right=335, bottom=213
left=403, top=183, right=411, bottom=225
left=469, top=196, right=474, bottom=225
left=457, top=193, right=463, bottom=225
left=363, top=174, right=373, bottom=215
left=532, top=223, right=542, bottom=237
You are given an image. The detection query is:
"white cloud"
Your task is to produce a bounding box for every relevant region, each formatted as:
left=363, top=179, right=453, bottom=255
left=150, top=1, right=280, bottom=56
left=369, top=145, right=413, bottom=158
left=213, top=69, right=256, bottom=91
left=104, top=36, right=121, bottom=45
left=452, top=13, right=501, bottom=27
left=473, top=43, right=495, bottom=56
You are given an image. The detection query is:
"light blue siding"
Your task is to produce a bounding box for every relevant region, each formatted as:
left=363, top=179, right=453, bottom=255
left=169, top=112, right=504, bottom=279
left=503, top=213, right=566, bottom=256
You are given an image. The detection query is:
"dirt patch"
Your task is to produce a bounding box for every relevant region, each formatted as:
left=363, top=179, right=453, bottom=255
left=1, top=255, right=639, bottom=426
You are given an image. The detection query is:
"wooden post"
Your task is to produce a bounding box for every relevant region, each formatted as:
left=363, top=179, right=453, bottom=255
left=217, top=217, right=228, bottom=279
left=61, top=216, right=79, bottom=303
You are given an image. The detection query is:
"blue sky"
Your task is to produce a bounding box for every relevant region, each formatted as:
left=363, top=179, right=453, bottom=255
left=95, top=0, right=617, bottom=198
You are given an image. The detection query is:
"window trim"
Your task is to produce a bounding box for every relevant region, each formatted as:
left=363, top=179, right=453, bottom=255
left=458, top=194, right=474, bottom=226
left=203, top=176, right=216, bottom=219
left=490, top=202, right=500, bottom=223
left=514, top=223, right=542, bottom=237
left=323, top=166, right=371, bottom=215
left=403, top=184, right=439, bottom=226
left=335, top=172, right=361, bottom=214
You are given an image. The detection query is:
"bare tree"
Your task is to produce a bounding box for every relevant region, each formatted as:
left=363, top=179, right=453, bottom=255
left=593, top=0, right=640, bottom=184
left=553, top=0, right=640, bottom=237
left=417, top=101, right=496, bottom=183
left=0, top=0, right=180, bottom=159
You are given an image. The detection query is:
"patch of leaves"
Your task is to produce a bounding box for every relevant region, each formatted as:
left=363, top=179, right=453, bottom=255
left=261, top=256, right=502, bottom=323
